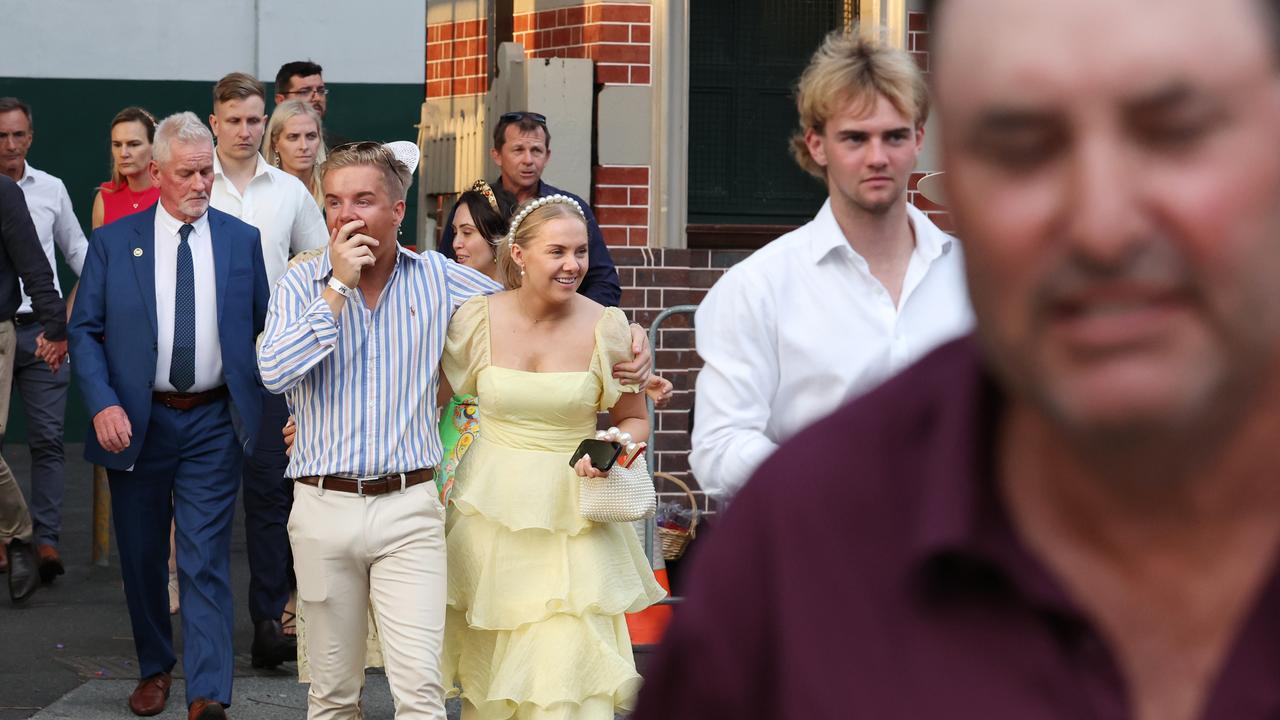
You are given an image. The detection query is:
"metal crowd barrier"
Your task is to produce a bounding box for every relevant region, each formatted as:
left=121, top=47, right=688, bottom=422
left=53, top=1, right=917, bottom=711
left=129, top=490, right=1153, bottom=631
left=643, top=304, right=698, bottom=579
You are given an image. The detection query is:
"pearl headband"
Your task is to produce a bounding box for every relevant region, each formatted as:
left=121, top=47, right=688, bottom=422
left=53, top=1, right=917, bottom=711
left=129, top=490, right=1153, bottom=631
left=504, top=194, right=586, bottom=245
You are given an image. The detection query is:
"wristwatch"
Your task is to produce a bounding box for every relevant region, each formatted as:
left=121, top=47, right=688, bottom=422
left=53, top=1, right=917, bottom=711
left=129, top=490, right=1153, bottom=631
left=327, top=276, right=355, bottom=298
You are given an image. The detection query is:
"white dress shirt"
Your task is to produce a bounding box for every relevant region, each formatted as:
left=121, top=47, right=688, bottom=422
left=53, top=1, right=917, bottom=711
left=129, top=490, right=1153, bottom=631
left=690, top=200, right=974, bottom=498
left=210, top=152, right=327, bottom=291
left=153, top=203, right=222, bottom=392
left=15, top=162, right=88, bottom=313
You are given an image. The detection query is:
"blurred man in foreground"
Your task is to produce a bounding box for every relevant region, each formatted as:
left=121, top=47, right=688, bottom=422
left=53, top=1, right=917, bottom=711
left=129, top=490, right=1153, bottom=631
left=636, top=2, right=1280, bottom=718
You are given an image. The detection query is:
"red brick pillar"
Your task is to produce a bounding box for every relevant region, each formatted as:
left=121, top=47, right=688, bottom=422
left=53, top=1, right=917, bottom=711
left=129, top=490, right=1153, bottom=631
left=426, top=18, right=489, bottom=98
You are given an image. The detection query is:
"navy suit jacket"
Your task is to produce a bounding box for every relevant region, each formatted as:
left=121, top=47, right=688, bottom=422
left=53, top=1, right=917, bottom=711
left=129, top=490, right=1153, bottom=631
left=69, top=205, right=270, bottom=470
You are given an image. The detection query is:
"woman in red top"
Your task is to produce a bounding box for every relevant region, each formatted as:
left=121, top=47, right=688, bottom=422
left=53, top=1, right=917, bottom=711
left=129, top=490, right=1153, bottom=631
left=90, top=106, right=159, bottom=228
left=88, top=106, right=175, bottom=614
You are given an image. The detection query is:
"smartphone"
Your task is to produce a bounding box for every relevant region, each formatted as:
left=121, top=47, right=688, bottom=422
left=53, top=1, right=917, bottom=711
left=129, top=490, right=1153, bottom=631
left=570, top=439, right=622, bottom=471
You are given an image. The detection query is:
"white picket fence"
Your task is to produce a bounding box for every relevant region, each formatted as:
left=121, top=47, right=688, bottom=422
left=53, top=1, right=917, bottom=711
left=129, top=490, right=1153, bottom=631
left=418, top=112, right=487, bottom=195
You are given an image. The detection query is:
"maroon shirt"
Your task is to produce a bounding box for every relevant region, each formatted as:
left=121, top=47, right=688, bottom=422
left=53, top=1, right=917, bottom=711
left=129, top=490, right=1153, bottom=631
left=634, top=337, right=1280, bottom=719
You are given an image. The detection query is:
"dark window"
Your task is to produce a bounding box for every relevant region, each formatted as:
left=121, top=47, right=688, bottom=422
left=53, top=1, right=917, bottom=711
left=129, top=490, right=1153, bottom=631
left=688, top=0, right=849, bottom=227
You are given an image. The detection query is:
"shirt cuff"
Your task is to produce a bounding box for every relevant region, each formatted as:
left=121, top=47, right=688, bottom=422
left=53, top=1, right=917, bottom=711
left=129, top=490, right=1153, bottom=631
left=303, top=294, right=340, bottom=344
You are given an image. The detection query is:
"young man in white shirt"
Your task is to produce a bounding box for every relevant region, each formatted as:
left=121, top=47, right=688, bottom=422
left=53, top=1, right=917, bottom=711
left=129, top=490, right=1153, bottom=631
left=690, top=32, right=973, bottom=499
left=0, top=96, right=87, bottom=583
left=207, top=72, right=328, bottom=668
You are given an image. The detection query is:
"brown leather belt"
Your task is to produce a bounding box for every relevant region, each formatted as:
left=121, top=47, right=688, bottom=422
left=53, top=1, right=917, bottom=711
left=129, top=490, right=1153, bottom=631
left=153, top=385, right=229, bottom=410
left=295, top=467, right=435, bottom=496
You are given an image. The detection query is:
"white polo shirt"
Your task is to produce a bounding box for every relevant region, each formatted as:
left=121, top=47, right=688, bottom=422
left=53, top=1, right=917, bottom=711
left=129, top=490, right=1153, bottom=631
left=210, top=152, right=327, bottom=291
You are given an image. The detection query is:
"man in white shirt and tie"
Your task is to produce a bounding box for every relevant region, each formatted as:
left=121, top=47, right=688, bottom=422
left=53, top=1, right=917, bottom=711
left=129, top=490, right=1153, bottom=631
left=690, top=32, right=973, bottom=499
left=0, top=96, right=87, bottom=583
left=69, top=111, right=271, bottom=719
left=206, top=72, right=328, bottom=668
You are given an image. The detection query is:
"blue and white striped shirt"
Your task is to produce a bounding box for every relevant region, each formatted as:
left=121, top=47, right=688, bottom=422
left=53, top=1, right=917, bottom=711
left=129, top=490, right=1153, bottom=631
left=258, top=246, right=501, bottom=478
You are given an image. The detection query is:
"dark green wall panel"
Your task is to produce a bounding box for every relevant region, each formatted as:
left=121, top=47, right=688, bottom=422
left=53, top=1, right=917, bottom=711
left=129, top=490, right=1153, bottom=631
left=0, top=77, right=424, bottom=444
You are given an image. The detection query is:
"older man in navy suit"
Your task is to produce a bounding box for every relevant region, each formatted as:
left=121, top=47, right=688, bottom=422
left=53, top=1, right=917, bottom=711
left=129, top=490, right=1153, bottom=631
left=69, top=112, right=269, bottom=720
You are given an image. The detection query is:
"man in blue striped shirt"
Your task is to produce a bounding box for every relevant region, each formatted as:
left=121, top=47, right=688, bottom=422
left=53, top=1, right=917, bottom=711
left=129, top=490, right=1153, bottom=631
left=258, top=142, right=650, bottom=719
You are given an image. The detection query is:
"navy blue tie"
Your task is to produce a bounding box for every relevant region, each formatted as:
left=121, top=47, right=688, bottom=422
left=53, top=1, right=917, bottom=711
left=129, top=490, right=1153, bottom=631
left=170, top=223, right=196, bottom=392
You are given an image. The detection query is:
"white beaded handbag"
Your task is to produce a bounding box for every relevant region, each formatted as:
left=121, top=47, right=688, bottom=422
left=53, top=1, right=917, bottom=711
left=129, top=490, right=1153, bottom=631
left=578, top=428, right=657, bottom=523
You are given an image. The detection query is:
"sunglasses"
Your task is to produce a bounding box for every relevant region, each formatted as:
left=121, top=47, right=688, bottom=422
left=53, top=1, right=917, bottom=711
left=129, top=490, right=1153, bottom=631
left=499, top=111, right=547, bottom=125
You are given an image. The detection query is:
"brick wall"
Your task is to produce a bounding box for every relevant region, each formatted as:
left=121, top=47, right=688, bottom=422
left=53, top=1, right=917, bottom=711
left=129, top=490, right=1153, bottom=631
left=513, top=3, right=652, bottom=85
left=610, top=247, right=750, bottom=488
left=908, top=172, right=953, bottom=233
left=905, top=11, right=951, bottom=232
left=426, top=18, right=489, bottom=98
left=594, top=165, right=650, bottom=247
left=908, top=10, right=930, bottom=74
left=512, top=2, right=655, bottom=250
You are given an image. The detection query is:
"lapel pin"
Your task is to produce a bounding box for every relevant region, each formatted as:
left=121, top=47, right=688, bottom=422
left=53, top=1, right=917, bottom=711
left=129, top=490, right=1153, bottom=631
left=133, top=248, right=144, bottom=257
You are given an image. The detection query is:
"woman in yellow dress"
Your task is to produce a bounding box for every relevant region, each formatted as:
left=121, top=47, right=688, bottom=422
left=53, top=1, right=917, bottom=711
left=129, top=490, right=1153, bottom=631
left=442, top=194, right=666, bottom=719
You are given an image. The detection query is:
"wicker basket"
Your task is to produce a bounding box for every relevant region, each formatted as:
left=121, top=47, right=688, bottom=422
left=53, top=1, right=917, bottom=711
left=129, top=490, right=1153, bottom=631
left=653, top=472, right=700, bottom=561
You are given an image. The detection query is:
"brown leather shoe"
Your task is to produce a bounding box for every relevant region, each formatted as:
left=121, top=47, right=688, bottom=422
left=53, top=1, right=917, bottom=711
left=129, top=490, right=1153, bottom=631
left=188, top=698, right=227, bottom=719
left=35, top=543, right=64, bottom=583
left=128, top=672, right=171, bottom=716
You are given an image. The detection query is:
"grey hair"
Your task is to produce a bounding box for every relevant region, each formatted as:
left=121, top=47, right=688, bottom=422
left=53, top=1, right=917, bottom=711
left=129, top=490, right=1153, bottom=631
left=153, top=111, right=213, bottom=165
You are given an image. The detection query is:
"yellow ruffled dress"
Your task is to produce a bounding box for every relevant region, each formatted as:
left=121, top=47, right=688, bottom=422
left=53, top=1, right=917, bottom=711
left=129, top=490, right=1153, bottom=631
left=441, top=296, right=666, bottom=720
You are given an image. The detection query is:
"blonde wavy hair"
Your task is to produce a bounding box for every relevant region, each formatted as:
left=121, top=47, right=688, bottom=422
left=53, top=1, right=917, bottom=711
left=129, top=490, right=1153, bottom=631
left=789, top=29, right=930, bottom=179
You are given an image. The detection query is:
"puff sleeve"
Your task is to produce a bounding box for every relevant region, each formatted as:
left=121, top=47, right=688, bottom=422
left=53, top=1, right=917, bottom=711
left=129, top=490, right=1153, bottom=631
left=592, top=307, right=642, bottom=411
left=443, top=295, right=490, bottom=397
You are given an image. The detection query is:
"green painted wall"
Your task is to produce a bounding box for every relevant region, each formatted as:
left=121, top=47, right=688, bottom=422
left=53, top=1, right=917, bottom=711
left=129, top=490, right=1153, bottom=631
left=0, top=77, right=425, bottom=444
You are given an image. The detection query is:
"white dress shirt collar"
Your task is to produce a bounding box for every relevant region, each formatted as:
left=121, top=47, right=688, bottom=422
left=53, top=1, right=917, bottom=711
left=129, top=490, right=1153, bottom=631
left=154, top=200, right=210, bottom=239
left=808, top=200, right=954, bottom=266
left=213, top=151, right=272, bottom=188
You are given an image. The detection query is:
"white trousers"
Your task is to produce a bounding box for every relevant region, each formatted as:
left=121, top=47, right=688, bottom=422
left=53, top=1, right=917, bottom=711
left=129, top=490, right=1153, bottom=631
left=289, top=480, right=447, bottom=720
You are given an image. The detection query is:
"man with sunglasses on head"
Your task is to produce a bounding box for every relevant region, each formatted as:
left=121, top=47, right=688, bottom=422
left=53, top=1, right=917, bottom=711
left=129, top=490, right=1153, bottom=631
left=438, top=111, right=621, bottom=306
left=275, top=61, right=347, bottom=148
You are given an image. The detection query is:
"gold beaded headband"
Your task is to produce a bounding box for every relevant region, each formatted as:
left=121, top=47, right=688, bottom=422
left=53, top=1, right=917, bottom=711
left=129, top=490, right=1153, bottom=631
left=470, top=179, right=499, bottom=213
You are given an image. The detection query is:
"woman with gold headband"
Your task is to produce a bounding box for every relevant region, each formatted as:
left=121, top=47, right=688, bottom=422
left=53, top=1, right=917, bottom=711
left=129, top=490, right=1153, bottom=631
left=437, top=180, right=515, bottom=502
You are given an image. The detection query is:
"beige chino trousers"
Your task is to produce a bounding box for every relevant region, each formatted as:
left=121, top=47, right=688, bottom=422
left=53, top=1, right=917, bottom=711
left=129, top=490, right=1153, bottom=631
left=289, top=479, right=448, bottom=720
left=0, top=320, right=34, bottom=543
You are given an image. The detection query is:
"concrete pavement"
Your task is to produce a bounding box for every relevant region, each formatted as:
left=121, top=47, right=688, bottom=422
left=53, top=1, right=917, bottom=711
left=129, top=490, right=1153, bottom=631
left=0, top=444, right=635, bottom=719
left=0, top=444, right=436, bottom=719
